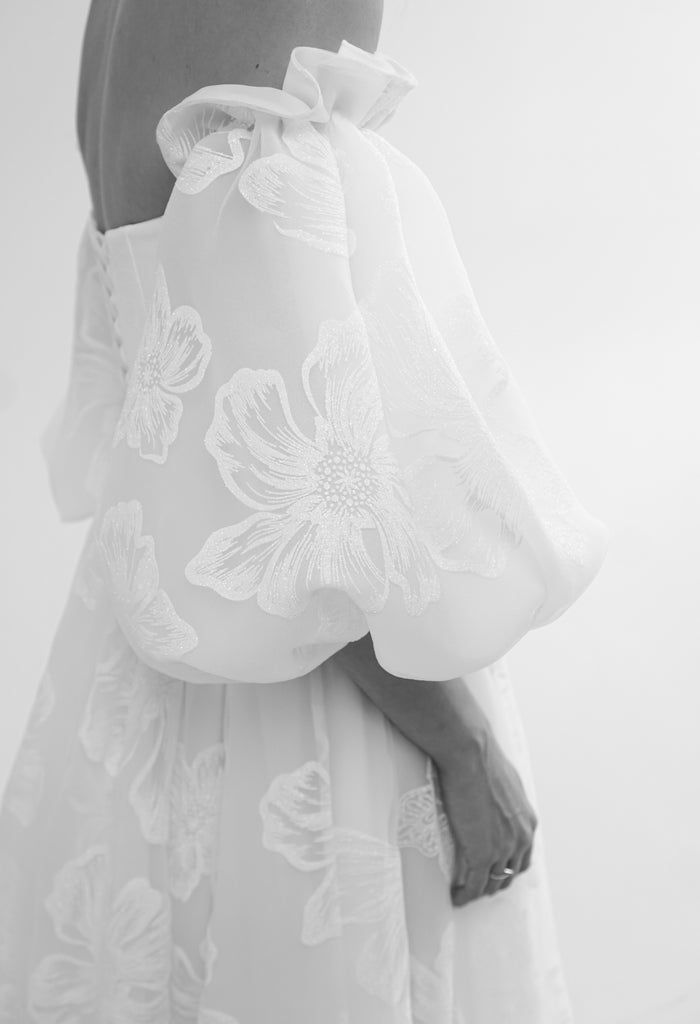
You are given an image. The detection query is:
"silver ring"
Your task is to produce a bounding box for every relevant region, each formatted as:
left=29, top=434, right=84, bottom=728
left=488, top=867, right=515, bottom=881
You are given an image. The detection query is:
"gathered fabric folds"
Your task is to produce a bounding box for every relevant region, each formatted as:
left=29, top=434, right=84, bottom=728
left=44, top=40, right=607, bottom=687
left=1, top=39, right=607, bottom=1023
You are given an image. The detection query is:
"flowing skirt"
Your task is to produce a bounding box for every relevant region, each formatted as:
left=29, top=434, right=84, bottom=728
left=0, top=529, right=574, bottom=1024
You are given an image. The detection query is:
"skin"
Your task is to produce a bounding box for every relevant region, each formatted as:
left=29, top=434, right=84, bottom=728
left=334, top=634, right=537, bottom=904
left=78, top=0, right=538, bottom=905
left=77, top=0, right=385, bottom=231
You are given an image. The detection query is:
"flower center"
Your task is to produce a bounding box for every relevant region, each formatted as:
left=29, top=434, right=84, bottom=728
left=136, top=349, right=163, bottom=391
left=316, top=441, right=378, bottom=517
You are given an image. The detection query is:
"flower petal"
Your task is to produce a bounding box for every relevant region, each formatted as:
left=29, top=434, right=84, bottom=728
left=370, top=475, right=441, bottom=616
left=185, top=511, right=292, bottom=603
left=266, top=519, right=387, bottom=615
left=301, top=307, right=382, bottom=447
left=43, top=845, right=111, bottom=948
left=99, top=500, right=199, bottom=660
left=79, top=628, right=165, bottom=777
left=127, top=385, right=184, bottom=464
left=175, top=127, right=252, bottom=196
left=259, top=761, right=334, bottom=872
left=128, top=684, right=181, bottom=844
left=159, top=305, right=212, bottom=394
left=28, top=953, right=97, bottom=1022
left=205, top=368, right=318, bottom=512
left=108, top=877, right=171, bottom=997
left=134, top=586, right=200, bottom=658
left=238, top=121, right=353, bottom=257
left=99, top=500, right=148, bottom=605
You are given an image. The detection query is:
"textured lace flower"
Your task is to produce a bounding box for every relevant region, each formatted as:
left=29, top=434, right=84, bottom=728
left=98, top=499, right=199, bottom=659
left=185, top=307, right=439, bottom=617
left=27, top=845, right=170, bottom=1022
left=113, top=264, right=211, bottom=464
left=259, top=760, right=411, bottom=1008
left=78, top=628, right=223, bottom=902
left=397, top=757, right=455, bottom=881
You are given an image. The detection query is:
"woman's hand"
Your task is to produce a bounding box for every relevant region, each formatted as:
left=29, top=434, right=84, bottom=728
left=333, top=633, right=538, bottom=905
left=435, top=731, right=538, bottom=906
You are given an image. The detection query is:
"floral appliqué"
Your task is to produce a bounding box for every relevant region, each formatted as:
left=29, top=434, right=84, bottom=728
left=79, top=627, right=223, bottom=902
left=113, top=264, right=211, bottom=464
left=98, top=499, right=198, bottom=660
left=27, top=845, right=171, bottom=1022
left=397, top=756, right=455, bottom=882
left=259, top=760, right=411, bottom=1008
left=185, top=307, right=440, bottom=618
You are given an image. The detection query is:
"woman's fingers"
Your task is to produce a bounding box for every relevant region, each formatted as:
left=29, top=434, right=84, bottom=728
left=451, top=854, right=491, bottom=907
left=483, top=856, right=516, bottom=896
left=518, top=842, right=534, bottom=875
left=485, top=835, right=536, bottom=898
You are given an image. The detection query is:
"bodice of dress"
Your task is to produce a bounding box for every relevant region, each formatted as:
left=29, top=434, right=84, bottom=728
left=41, top=40, right=609, bottom=686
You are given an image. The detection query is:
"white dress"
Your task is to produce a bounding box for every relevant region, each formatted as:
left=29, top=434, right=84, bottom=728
left=0, top=40, right=608, bottom=1023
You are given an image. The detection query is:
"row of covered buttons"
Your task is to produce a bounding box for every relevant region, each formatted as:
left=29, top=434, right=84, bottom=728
left=87, top=215, right=129, bottom=378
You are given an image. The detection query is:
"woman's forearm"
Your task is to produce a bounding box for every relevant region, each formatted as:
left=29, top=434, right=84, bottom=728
left=333, top=632, right=492, bottom=770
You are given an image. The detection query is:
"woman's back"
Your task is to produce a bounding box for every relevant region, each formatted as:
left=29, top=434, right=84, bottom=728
left=77, top=0, right=384, bottom=231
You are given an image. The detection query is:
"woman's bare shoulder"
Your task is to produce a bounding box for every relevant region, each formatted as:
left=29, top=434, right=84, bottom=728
left=118, top=0, right=383, bottom=90
left=80, top=0, right=383, bottom=230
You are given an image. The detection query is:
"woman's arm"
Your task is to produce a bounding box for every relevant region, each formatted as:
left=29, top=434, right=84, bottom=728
left=334, top=632, right=492, bottom=770
left=333, top=632, right=538, bottom=905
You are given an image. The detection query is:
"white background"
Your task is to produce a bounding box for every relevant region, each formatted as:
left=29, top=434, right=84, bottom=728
left=1, top=1, right=699, bottom=1022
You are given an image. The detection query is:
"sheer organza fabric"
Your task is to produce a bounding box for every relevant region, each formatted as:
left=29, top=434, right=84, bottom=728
left=44, top=39, right=607, bottom=687
left=0, top=40, right=607, bottom=1023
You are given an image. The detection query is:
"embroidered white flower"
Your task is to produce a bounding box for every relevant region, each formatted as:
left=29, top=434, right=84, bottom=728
left=27, top=845, right=171, bottom=1022
left=113, top=263, right=212, bottom=464
left=98, top=499, right=199, bottom=660
left=185, top=307, right=440, bottom=617
left=259, top=760, right=411, bottom=1008
left=79, top=628, right=223, bottom=902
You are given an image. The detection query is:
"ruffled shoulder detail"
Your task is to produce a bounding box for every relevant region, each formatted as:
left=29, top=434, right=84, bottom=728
left=155, top=39, right=417, bottom=178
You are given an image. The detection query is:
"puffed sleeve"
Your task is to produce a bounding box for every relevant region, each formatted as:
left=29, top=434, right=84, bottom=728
left=94, top=40, right=609, bottom=685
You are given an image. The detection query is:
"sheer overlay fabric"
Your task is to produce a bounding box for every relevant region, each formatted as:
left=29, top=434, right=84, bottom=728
left=1, top=40, right=607, bottom=1023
